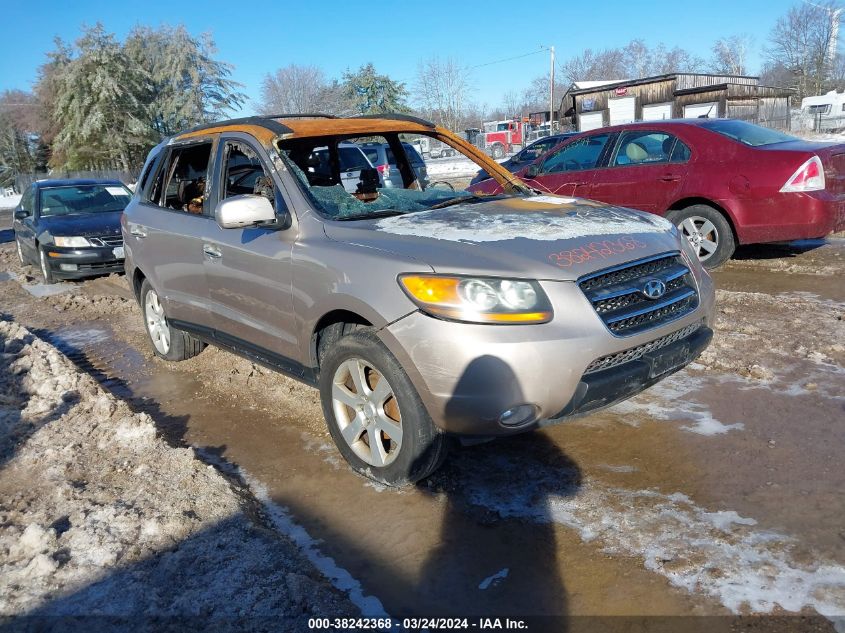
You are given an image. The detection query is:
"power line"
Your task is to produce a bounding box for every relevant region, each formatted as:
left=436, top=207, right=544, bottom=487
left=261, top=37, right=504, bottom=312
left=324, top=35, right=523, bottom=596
left=469, top=48, right=547, bottom=70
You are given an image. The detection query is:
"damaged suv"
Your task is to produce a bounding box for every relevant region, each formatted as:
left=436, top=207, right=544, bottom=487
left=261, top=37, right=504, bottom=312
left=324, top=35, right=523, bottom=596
left=123, top=114, right=716, bottom=485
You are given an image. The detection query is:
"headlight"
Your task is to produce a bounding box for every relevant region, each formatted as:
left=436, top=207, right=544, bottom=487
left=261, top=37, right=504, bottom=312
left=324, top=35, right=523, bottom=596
left=399, top=274, right=552, bottom=324
left=53, top=236, right=92, bottom=247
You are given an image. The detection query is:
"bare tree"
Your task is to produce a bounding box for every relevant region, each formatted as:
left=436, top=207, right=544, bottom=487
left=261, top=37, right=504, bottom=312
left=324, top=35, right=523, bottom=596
left=559, top=47, right=628, bottom=83
left=652, top=44, right=705, bottom=74
left=766, top=1, right=840, bottom=98
left=413, top=57, right=473, bottom=131
left=710, top=35, right=753, bottom=75
left=559, top=40, right=702, bottom=84
left=623, top=40, right=655, bottom=78
left=500, top=90, right=522, bottom=118
left=521, top=75, right=570, bottom=113
left=259, top=64, right=328, bottom=114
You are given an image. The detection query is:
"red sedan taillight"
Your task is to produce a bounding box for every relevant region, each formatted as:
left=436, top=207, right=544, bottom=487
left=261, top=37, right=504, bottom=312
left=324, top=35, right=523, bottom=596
left=780, top=156, right=825, bottom=193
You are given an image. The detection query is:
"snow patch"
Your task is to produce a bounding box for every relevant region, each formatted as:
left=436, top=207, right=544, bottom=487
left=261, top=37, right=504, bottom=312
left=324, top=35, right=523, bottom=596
left=612, top=372, right=745, bottom=436
left=0, top=194, right=21, bottom=211
left=21, top=282, right=74, bottom=298
left=478, top=568, right=509, bottom=590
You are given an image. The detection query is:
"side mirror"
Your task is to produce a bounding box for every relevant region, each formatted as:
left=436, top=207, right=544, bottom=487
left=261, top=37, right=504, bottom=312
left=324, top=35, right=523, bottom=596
left=215, top=194, right=277, bottom=229
left=524, top=165, right=541, bottom=179
left=14, top=209, right=29, bottom=220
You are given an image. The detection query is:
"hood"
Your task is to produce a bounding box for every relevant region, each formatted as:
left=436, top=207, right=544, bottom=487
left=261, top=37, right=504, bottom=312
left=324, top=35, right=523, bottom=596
left=40, top=211, right=123, bottom=237
left=323, top=196, right=682, bottom=281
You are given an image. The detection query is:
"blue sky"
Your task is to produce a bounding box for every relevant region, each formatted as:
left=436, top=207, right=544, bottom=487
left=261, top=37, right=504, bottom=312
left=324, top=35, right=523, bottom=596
left=0, top=0, right=801, bottom=114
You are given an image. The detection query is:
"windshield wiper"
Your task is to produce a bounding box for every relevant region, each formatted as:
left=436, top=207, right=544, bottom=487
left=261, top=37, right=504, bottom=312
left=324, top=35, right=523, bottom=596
left=334, top=209, right=408, bottom=221
left=428, top=195, right=491, bottom=210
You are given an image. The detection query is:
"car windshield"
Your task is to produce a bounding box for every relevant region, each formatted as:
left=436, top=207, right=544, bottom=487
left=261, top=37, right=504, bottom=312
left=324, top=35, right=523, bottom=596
left=39, top=184, right=132, bottom=216
left=276, top=134, right=521, bottom=220
left=698, top=119, right=798, bottom=147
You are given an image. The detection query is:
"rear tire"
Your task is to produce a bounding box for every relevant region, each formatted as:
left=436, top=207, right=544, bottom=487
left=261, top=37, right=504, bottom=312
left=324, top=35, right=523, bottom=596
left=140, top=279, right=205, bottom=361
left=319, top=327, right=448, bottom=486
left=667, top=204, right=735, bottom=269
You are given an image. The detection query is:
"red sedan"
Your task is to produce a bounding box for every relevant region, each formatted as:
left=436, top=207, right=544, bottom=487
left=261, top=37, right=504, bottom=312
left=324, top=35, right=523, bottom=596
left=468, top=119, right=845, bottom=267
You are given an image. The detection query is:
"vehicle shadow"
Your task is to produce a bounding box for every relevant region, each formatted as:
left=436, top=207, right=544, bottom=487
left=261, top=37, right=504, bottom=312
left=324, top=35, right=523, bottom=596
left=414, top=355, right=579, bottom=628
left=731, top=238, right=827, bottom=261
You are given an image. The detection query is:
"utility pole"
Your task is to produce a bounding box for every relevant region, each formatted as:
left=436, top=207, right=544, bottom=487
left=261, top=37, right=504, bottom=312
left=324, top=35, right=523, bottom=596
left=549, top=46, right=555, bottom=134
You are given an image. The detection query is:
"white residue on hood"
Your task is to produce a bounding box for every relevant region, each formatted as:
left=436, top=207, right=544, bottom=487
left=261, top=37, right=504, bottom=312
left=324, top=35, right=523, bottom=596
left=374, top=206, right=670, bottom=243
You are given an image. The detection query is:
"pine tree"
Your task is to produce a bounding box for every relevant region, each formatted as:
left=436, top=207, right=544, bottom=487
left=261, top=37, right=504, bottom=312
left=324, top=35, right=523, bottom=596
left=342, top=64, right=409, bottom=115
left=125, top=25, right=245, bottom=137
left=50, top=24, right=152, bottom=170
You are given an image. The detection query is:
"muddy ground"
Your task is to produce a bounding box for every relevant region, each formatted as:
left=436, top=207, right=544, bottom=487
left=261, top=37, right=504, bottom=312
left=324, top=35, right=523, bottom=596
left=0, top=229, right=843, bottom=631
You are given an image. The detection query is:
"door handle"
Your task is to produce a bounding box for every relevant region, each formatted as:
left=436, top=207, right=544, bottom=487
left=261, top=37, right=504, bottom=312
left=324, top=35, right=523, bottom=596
left=659, top=174, right=681, bottom=182
left=130, top=225, right=147, bottom=238
left=202, top=244, right=222, bottom=259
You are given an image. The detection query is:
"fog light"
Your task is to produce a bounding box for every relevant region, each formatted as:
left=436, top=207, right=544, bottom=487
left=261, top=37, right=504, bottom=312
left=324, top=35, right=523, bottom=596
left=499, top=404, right=539, bottom=428
left=59, top=264, right=78, bottom=271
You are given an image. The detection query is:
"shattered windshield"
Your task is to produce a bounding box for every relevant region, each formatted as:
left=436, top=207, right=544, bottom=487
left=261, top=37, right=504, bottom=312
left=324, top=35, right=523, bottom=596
left=275, top=133, right=519, bottom=220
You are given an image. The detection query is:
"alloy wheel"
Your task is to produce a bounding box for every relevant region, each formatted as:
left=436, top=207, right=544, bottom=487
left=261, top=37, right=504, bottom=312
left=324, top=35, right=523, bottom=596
left=679, top=215, right=719, bottom=262
left=144, top=289, right=171, bottom=354
left=331, top=358, right=403, bottom=468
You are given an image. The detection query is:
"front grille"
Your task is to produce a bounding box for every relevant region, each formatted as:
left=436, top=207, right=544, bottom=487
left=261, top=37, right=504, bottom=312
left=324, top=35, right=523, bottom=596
left=88, top=235, right=123, bottom=248
left=584, top=321, right=703, bottom=374
left=579, top=253, right=699, bottom=337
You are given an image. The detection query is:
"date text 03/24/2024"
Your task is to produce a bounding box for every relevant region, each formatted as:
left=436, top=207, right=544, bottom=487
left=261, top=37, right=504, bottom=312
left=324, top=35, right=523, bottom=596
left=308, top=617, right=528, bottom=630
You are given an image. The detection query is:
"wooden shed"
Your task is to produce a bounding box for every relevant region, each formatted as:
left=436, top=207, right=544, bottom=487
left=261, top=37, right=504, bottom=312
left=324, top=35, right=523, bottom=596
left=563, top=73, right=794, bottom=132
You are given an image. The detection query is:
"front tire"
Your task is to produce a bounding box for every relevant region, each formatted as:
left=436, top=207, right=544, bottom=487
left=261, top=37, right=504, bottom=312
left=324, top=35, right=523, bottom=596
left=16, top=237, right=26, bottom=265
left=667, top=205, right=735, bottom=269
left=38, top=247, right=54, bottom=284
left=140, top=279, right=205, bottom=361
left=319, top=328, right=448, bottom=486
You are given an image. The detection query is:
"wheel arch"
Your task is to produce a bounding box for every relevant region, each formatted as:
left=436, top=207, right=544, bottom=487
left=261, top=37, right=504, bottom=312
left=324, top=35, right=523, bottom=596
left=310, top=309, right=373, bottom=371
left=666, top=197, right=739, bottom=245
left=131, top=267, right=147, bottom=302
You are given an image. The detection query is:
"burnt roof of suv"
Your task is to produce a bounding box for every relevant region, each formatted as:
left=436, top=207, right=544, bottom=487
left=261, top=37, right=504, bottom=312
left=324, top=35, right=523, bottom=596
left=175, top=113, right=437, bottom=144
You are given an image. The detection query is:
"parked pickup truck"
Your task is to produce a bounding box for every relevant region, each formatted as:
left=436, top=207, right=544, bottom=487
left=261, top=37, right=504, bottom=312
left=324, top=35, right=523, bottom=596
left=123, top=113, right=716, bottom=485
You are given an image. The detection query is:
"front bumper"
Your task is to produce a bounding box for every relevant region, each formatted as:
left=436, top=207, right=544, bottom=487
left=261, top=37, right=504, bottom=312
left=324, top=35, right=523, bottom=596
left=549, top=326, right=712, bottom=420
left=43, top=245, right=125, bottom=279
left=378, top=270, right=716, bottom=436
